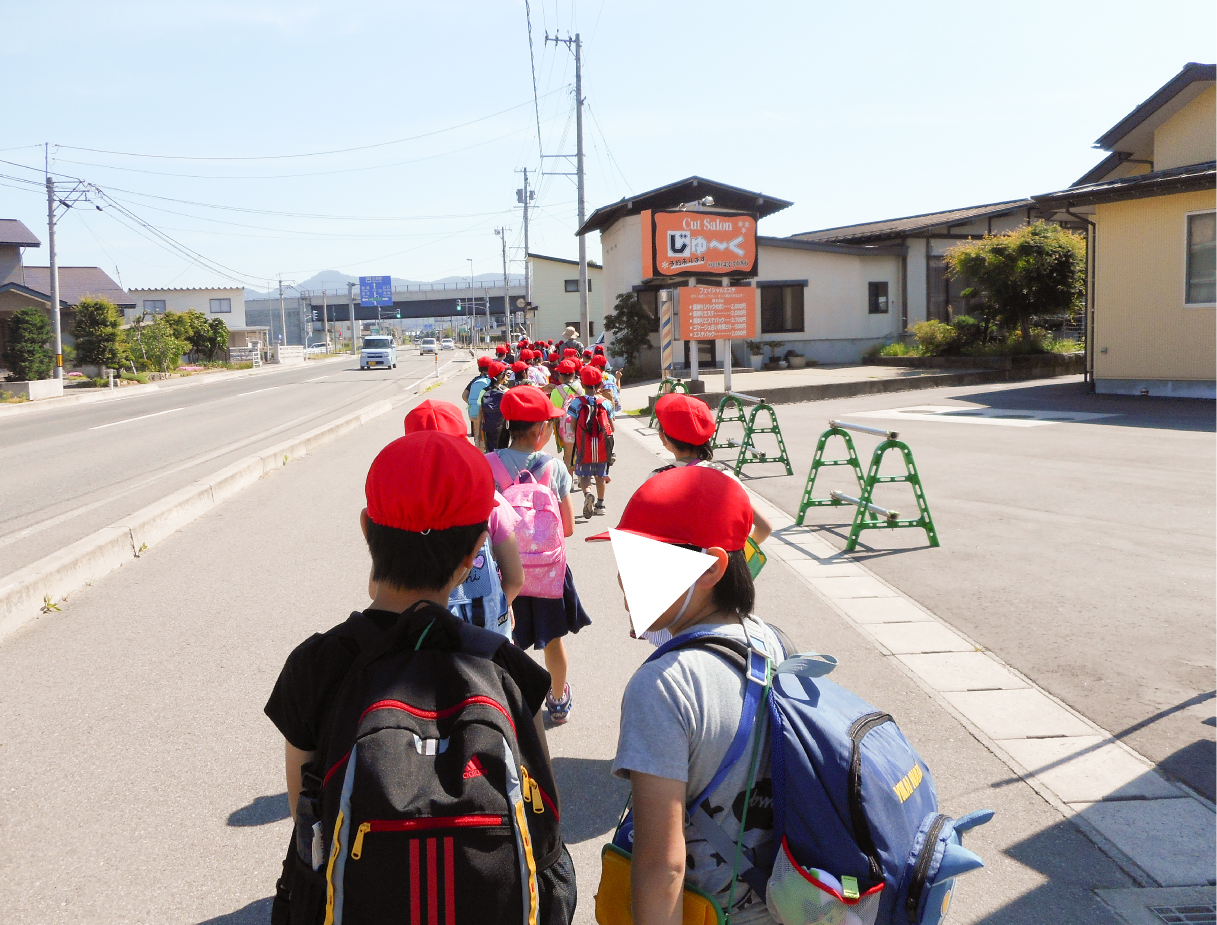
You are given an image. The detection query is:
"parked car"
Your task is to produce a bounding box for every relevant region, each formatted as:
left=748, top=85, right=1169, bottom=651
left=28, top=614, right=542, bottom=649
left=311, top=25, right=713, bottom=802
left=440, top=338, right=455, bottom=350
left=359, top=335, right=397, bottom=370
left=419, top=337, right=438, bottom=355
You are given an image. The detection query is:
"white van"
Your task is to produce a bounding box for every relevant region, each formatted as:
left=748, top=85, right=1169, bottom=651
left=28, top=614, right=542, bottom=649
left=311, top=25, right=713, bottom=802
left=360, top=335, right=397, bottom=370
left=418, top=337, right=438, bottom=355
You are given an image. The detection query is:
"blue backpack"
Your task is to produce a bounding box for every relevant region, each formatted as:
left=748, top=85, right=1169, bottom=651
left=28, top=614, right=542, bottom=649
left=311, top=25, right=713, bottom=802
left=447, top=536, right=511, bottom=638
left=626, top=628, right=992, bottom=925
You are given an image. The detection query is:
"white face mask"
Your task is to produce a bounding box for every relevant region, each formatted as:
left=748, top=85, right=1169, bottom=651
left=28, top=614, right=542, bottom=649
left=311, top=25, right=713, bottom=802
left=639, top=550, right=705, bottom=647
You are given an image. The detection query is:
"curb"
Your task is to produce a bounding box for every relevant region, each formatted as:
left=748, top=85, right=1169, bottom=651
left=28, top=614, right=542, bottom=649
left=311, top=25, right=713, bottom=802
left=0, top=356, right=471, bottom=644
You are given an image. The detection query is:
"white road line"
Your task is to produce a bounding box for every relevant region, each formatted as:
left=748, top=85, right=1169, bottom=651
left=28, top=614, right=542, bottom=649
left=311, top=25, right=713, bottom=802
left=235, top=387, right=280, bottom=397
left=847, top=405, right=1118, bottom=427
left=89, top=407, right=185, bottom=430
left=304, top=376, right=328, bottom=382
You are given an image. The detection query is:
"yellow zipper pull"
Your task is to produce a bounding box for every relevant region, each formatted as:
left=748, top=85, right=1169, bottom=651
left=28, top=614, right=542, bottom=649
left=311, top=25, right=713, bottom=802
left=520, top=765, right=532, bottom=805
left=351, top=822, right=371, bottom=860
left=530, top=780, right=544, bottom=814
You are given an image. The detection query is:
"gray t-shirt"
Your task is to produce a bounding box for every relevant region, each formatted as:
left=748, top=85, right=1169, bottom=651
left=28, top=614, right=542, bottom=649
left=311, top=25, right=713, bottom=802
left=492, top=448, right=572, bottom=500
left=613, top=617, right=784, bottom=923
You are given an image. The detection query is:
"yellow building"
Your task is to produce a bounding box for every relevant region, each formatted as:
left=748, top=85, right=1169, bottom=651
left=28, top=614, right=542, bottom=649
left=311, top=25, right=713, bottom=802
left=1035, top=63, right=1215, bottom=397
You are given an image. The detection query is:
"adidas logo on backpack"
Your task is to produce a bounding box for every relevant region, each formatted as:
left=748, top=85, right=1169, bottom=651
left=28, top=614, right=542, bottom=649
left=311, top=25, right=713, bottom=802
left=645, top=630, right=993, bottom=925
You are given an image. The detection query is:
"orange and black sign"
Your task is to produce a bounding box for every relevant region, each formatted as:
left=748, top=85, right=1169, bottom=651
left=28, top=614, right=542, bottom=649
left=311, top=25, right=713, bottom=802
left=641, top=210, right=758, bottom=278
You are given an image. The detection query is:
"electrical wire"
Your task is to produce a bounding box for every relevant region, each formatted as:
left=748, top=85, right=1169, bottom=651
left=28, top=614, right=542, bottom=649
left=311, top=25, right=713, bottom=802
left=525, top=0, right=545, bottom=167
left=54, top=91, right=564, bottom=162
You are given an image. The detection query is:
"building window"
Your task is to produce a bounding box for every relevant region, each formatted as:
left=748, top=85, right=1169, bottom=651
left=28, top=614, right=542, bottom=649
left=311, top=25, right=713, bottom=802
left=868, top=281, right=890, bottom=314
left=564, top=278, right=592, bottom=293
left=209, top=298, right=232, bottom=313
left=564, top=321, right=594, bottom=337
left=143, top=299, right=165, bottom=314
left=760, top=285, right=804, bottom=333
left=1186, top=211, right=1215, bottom=305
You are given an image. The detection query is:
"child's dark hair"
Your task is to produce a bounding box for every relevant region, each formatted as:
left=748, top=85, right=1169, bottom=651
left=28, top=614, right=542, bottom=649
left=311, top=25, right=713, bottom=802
left=497, top=419, right=543, bottom=449
left=366, top=520, right=487, bottom=591
left=658, top=424, right=713, bottom=461
left=678, top=545, right=754, bottom=614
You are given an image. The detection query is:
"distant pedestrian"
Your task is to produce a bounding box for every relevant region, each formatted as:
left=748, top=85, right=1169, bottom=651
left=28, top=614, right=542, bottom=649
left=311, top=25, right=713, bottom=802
left=477, top=360, right=509, bottom=450
left=463, top=356, right=492, bottom=443
left=559, top=326, right=584, bottom=357
left=551, top=359, right=583, bottom=473
left=568, top=365, right=614, bottom=518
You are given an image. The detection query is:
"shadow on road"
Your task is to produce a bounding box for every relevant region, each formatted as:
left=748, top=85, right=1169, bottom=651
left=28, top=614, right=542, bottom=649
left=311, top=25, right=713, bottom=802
left=551, top=756, right=629, bottom=844
left=227, top=792, right=290, bottom=826
left=951, top=381, right=1216, bottom=432
left=197, top=897, right=274, bottom=924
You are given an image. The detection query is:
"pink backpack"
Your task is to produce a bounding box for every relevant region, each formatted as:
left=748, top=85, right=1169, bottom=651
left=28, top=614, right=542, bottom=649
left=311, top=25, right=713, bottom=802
left=486, top=453, right=567, bottom=599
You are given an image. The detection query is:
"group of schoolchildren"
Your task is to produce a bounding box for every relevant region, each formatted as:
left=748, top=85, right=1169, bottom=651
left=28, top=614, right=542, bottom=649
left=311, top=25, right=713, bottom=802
left=265, top=343, right=989, bottom=925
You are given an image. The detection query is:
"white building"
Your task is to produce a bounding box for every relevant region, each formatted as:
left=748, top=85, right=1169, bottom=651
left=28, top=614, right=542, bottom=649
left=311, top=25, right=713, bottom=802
left=525, top=253, right=604, bottom=343
left=126, top=287, right=247, bottom=329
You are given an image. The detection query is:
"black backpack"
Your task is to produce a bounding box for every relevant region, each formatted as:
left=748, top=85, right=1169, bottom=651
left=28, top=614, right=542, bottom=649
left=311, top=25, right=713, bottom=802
left=481, top=387, right=506, bottom=433
left=274, top=604, right=574, bottom=924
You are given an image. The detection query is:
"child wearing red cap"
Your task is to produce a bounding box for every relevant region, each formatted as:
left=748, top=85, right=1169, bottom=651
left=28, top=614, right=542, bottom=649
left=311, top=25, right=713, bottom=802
left=550, top=360, right=584, bottom=474
left=490, top=387, right=590, bottom=725
left=526, top=350, right=550, bottom=388
left=566, top=365, right=614, bottom=518
left=476, top=361, right=510, bottom=450
left=652, top=394, right=772, bottom=545
left=597, top=466, right=786, bottom=922
left=265, top=432, right=574, bottom=913
left=462, top=359, right=493, bottom=444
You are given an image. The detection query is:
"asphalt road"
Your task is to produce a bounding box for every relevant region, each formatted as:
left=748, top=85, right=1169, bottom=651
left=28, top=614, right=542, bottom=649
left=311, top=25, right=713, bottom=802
left=719, top=377, right=1216, bottom=801
left=0, top=373, right=1135, bottom=924
left=0, top=349, right=466, bottom=576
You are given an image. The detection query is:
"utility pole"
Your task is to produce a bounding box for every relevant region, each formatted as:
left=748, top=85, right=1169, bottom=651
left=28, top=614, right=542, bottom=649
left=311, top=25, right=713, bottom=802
left=517, top=168, right=534, bottom=311
left=45, top=177, right=63, bottom=379
left=322, top=289, right=329, bottom=350
left=278, top=278, right=286, bottom=348
left=546, top=32, right=588, bottom=341
left=495, top=228, right=510, bottom=336
left=347, top=281, right=357, bottom=354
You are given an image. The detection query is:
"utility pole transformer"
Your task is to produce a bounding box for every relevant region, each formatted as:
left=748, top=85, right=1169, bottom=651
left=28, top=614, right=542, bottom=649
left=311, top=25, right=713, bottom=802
left=45, top=177, right=63, bottom=379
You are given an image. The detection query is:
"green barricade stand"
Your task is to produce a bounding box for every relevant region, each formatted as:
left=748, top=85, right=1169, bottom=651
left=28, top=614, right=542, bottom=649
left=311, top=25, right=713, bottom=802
left=795, top=425, right=867, bottom=525
left=647, top=378, right=689, bottom=428
left=712, top=394, right=748, bottom=452
left=797, top=420, right=940, bottom=552
left=732, top=399, right=793, bottom=478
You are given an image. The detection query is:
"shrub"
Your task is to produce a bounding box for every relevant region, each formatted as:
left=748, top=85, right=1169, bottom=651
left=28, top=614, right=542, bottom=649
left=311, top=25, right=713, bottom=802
left=910, top=320, right=958, bottom=356
left=878, top=341, right=919, bottom=357
left=73, top=297, right=125, bottom=369
left=603, top=292, right=653, bottom=370
left=950, top=315, right=985, bottom=351
left=4, top=307, right=53, bottom=381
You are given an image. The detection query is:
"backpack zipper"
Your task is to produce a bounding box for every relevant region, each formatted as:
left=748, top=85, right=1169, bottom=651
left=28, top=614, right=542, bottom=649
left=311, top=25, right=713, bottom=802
left=905, top=813, right=947, bottom=920
left=350, top=814, right=507, bottom=859
left=847, top=711, right=893, bottom=882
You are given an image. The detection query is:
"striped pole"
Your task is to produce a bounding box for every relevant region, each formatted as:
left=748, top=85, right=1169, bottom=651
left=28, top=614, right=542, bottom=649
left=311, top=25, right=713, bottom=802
left=659, top=290, right=674, bottom=379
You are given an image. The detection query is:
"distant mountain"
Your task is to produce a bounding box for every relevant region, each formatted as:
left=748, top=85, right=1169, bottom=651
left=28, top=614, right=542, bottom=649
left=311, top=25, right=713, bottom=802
left=244, top=270, right=524, bottom=300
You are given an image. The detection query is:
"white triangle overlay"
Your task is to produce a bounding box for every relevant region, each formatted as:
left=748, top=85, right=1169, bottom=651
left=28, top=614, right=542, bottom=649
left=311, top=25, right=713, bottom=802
left=609, top=529, right=717, bottom=636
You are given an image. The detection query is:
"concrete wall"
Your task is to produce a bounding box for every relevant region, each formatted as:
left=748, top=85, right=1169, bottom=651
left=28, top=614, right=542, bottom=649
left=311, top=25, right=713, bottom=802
left=1154, top=85, right=1217, bottom=171
left=0, top=244, right=25, bottom=287
left=601, top=213, right=644, bottom=306
left=527, top=257, right=604, bottom=342
left=1093, top=189, right=1216, bottom=389
left=127, top=289, right=247, bottom=328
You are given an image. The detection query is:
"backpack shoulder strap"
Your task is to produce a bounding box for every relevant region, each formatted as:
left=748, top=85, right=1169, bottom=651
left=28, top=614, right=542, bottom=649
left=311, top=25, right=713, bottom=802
left=454, top=619, right=509, bottom=660
left=485, top=451, right=514, bottom=491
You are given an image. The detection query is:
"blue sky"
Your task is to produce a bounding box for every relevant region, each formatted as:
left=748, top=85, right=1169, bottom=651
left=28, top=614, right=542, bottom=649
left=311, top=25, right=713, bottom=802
left=1, top=1, right=1213, bottom=292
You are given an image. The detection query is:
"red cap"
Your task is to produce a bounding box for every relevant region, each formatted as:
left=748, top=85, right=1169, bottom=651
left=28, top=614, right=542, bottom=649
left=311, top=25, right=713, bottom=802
left=517, top=349, right=529, bottom=361
left=655, top=393, right=715, bottom=445
left=404, top=399, right=467, bottom=437
left=589, top=465, right=752, bottom=550
left=580, top=366, right=603, bottom=387
left=590, top=355, right=607, bottom=368
left=563, top=348, right=578, bottom=358
left=477, top=355, right=491, bottom=368
left=548, top=339, right=554, bottom=345
left=495, top=344, right=507, bottom=355
left=594, top=345, right=605, bottom=355
left=583, top=350, right=593, bottom=358
left=548, top=351, right=559, bottom=362
left=488, top=360, right=507, bottom=378
left=366, top=432, right=494, bottom=532
left=501, top=386, right=563, bottom=421
left=556, top=359, right=577, bottom=375
left=511, top=361, right=528, bottom=374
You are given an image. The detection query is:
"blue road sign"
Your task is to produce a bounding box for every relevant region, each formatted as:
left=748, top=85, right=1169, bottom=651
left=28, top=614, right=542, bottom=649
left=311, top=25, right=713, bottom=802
left=359, top=275, right=393, bottom=307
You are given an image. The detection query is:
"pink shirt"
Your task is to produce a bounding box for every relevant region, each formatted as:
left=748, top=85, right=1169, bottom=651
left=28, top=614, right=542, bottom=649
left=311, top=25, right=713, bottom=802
left=488, top=490, right=521, bottom=545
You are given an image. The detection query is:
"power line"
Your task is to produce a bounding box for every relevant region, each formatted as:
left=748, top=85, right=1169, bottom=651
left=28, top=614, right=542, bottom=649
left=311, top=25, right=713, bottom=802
left=52, top=91, right=564, bottom=162
left=525, top=1, right=545, bottom=167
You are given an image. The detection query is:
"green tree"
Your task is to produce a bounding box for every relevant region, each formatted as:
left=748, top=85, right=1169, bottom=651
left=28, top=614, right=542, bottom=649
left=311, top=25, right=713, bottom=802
left=163, top=309, right=211, bottom=362
left=603, top=291, right=653, bottom=373
left=945, top=222, right=1086, bottom=342
left=141, top=317, right=189, bottom=372
left=201, top=317, right=229, bottom=361
left=73, top=296, right=125, bottom=369
left=4, top=307, right=53, bottom=381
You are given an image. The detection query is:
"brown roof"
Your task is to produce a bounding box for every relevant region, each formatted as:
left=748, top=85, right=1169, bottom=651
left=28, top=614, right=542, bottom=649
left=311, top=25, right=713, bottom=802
left=0, top=219, right=40, bottom=247
left=578, top=176, right=793, bottom=237
left=792, top=199, right=1034, bottom=244
left=21, top=266, right=136, bottom=307
left=1034, top=161, right=1217, bottom=210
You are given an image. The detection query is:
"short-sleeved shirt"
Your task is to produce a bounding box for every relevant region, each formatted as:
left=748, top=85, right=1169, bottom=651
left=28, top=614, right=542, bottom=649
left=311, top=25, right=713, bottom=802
left=527, top=366, right=550, bottom=387
left=613, top=617, right=784, bottom=923
left=491, top=448, right=572, bottom=501
left=488, top=490, right=521, bottom=546
left=265, top=604, right=551, bottom=753
left=467, top=376, right=491, bottom=416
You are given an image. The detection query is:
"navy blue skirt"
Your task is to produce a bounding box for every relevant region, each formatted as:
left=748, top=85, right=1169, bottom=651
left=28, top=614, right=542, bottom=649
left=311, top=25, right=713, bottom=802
left=511, top=565, right=591, bottom=650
